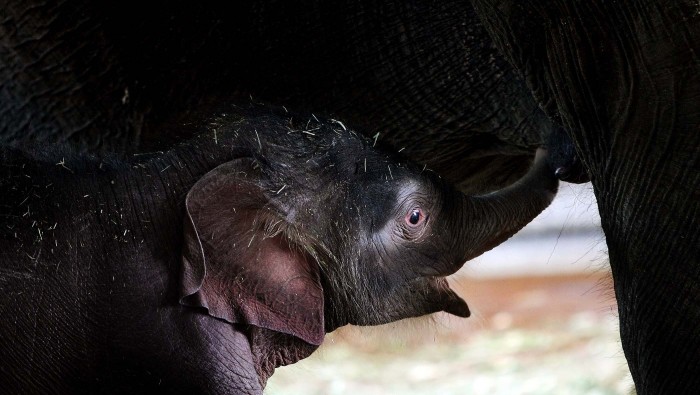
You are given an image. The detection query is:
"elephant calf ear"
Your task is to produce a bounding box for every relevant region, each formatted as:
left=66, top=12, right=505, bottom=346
left=181, top=159, right=324, bottom=346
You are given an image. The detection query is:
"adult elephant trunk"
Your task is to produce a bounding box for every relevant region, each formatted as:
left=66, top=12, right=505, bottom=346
left=464, top=149, right=558, bottom=261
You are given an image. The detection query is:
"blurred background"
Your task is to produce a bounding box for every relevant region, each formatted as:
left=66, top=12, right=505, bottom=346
left=267, top=183, right=635, bottom=395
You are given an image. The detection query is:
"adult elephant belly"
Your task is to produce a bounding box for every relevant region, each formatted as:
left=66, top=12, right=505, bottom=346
left=472, top=1, right=700, bottom=393
left=0, top=0, right=556, bottom=194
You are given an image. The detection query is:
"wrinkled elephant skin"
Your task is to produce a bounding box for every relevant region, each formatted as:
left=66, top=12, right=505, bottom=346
left=472, top=1, right=700, bottom=393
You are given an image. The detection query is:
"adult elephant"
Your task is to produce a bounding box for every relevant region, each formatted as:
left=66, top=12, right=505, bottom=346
left=471, top=1, right=700, bottom=393
left=0, top=0, right=584, bottom=193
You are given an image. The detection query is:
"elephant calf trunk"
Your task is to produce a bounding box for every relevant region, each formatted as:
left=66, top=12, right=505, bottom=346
left=463, top=148, right=558, bottom=261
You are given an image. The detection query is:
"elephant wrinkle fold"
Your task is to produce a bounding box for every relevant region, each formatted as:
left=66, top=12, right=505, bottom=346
left=0, top=105, right=557, bottom=393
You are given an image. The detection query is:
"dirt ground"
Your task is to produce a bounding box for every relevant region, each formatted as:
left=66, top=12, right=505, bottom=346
left=266, top=272, right=634, bottom=395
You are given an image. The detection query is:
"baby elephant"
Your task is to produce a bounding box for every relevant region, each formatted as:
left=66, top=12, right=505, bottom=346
left=0, top=105, right=557, bottom=394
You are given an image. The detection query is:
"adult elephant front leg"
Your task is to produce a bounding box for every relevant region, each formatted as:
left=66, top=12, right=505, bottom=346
left=472, top=1, right=700, bottom=393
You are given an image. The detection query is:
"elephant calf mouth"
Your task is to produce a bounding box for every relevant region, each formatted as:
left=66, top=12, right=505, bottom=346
left=420, top=258, right=471, bottom=318
left=405, top=275, right=470, bottom=319
left=433, top=276, right=471, bottom=318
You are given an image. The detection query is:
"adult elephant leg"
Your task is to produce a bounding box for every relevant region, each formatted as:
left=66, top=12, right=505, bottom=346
left=472, top=1, right=700, bottom=393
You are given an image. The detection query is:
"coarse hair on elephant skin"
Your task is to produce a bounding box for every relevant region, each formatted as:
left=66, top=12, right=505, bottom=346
left=0, top=104, right=558, bottom=394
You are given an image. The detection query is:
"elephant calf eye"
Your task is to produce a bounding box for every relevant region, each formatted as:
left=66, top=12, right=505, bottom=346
left=407, top=208, right=423, bottom=226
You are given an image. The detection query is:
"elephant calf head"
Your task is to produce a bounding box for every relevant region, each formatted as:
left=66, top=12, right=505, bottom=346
left=179, top=109, right=558, bottom=383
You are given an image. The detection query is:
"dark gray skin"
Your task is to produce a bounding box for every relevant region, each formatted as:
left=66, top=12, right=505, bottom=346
left=472, top=1, right=700, bottom=393
left=0, top=106, right=558, bottom=394
left=3, top=1, right=696, bottom=392
left=0, top=0, right=585, bottom=193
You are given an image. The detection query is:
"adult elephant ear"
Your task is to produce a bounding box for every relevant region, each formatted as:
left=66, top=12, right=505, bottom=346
left=180, top=158, right=325, bottom=346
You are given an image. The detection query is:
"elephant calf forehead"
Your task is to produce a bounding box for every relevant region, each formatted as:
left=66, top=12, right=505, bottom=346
left=350, top=182, right=399, bottom=221
left=350, top=178, right=429, bottom=230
